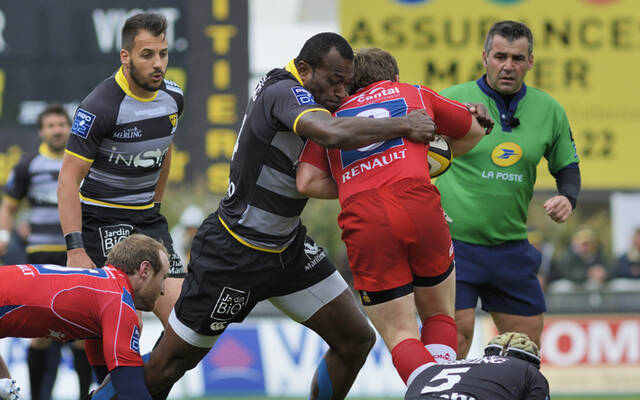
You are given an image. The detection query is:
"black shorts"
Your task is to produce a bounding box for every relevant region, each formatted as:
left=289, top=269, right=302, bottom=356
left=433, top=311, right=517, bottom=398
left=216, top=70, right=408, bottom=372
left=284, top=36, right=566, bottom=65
left=81, top=204, right=185, bottom=277
left=27, top=251, right=67, bottom=266
left=174, top=211, right=336, bottom=336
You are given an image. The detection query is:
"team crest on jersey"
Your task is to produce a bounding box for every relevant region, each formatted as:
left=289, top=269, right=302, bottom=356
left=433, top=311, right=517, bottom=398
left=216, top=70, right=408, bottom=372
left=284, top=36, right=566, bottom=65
left=169, top=113, right=178, bottom=128
left=491, top=142, right=522, bottom=167
left=291, top=87, right=315, bottom=105
left=71, top=108, right=96, bottom=139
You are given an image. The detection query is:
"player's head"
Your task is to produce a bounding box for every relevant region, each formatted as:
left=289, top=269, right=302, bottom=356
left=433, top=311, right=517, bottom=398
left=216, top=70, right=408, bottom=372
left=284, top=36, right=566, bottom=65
left=484, top=332, right=541, bottom=369
left=482, top=20, right=533, bottom=95
left=350, top=47, right=399, bottom=94
left=106, top=234, right=170, bottom=312
left=120, top=13, right=169, bottom=93
left=295, top=32, right=354, bottom=112
left=37, top=104, right=71, bottom=153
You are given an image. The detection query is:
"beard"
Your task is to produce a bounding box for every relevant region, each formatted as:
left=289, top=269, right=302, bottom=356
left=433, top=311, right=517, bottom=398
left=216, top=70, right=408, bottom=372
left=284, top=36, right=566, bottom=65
left=130, top=59, right=164, bottom=92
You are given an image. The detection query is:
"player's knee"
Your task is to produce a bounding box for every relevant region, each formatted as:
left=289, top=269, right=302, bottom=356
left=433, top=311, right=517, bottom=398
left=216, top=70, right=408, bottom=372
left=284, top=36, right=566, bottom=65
left=457, top=331, right=472, bottom=359
left=337, top=324, right=376, bottom=364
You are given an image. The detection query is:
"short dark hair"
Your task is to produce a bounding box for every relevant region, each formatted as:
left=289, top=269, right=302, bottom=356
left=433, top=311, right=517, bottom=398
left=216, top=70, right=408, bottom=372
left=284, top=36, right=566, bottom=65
left=106, top=234, right=168, bottom=276
left=484, top=20, right=533, bottom=56
left=37, top=103, right=70, bottom=129
left=121, top=13, right=167, bottom=51
left=351, top=48, right=399, bottom=93
left=295, top=32, right=354, bottom=69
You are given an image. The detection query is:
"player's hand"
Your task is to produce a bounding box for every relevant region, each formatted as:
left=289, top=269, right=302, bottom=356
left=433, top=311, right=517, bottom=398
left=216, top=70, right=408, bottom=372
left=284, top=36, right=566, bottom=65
left=0, top=378, right=23, bottom=400
left=405, top=109, right=436, bottom=144
left=465, top=103, right=494, bottom=134
left=0, top=241, right=8, bottom=257
left=544, top=195, right=572, bottom=223
left=66, top=248, right=97, bottom=269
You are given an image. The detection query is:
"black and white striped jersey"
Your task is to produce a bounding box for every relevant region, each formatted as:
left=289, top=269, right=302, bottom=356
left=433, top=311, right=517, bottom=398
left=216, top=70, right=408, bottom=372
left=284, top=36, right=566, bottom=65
left=4, top=143, right=65, bottom=253
left=66, top=66, right=183, bottom=210
left=218, top=60, right=330, bottom=252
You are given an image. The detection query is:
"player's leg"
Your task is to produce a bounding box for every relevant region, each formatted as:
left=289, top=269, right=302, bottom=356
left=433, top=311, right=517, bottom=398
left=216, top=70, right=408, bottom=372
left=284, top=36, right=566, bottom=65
left=360, top=290, right=435, bottom=384
left=152, top=277, right=182, bottom=326
left=454, top=307, right=476, bottom=359
left=490, top=312, right=544, bottom=347
left=144, top=313, right=213, bottom=397
left=70, top=341, right=92, bottom=400
left=270, top=272, right=375, bottom=400
left=0, top=354, right=9, bottom=379
left=413, top=265, right=457, bottom=363
left=27, top=338, right=54, bottom=400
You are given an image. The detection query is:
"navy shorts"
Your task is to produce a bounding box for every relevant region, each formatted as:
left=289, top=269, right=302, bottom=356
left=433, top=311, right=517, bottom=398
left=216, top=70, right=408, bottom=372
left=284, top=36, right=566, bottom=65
left=454, top=239, right=546, bottom=316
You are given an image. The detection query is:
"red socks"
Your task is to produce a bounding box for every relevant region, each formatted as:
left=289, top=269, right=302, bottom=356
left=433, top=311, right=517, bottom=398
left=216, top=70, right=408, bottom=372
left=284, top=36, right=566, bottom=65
left=421, top=314, right=457, bottom=363
left=391, top=338, right=435, bottom=384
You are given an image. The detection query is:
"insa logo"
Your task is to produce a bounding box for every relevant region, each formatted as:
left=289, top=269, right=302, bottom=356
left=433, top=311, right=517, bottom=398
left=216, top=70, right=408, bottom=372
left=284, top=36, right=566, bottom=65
left=491, top=142, right=522, bottom=167
left=71, top=108, right=96, bottom=139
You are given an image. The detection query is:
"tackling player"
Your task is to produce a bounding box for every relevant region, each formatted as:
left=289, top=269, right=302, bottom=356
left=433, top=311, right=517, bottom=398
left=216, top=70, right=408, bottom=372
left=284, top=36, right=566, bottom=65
left=0, top=234, right=169, bottom=400
left=297, top=47, right=490, bottom=384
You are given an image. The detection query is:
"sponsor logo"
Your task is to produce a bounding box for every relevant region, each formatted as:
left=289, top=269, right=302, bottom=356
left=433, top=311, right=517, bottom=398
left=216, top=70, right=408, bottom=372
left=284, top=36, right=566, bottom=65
left=353, top=87, right=401, bottom=103
left=341, top=148, right=407, bottom=183
left=480, top=170, right=524, bottom=182
left=107, top=147, right=168, bottom=168
left=210, top=321, right=228, bottom=331
left=291, top=87, right=315, bottom=105
left=99, top=224, right=133, bottom=256
left=211, top=287, right=250, bottom=327
left=490, top=142, right=522, bottom=167
left=360, top=291, right=371, bottom=305
left=130, top=326, right=140, bottom=353
left=71, top=108, right=96, bottom=139
left=112, top=126, right=143, bottom=139
left=134, top=106, right=166, bottom=117
left=303, top=240, right=326, bottom=271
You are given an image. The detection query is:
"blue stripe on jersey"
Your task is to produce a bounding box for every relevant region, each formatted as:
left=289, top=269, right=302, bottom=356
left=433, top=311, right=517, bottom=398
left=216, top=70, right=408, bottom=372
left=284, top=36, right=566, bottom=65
left=31, top=264, right=109, bottom=278
left=339, top=138, right=405, bottom=169
left=122, top=287, right=136, bottom=313
left=0, top=305, right=23, bottom=319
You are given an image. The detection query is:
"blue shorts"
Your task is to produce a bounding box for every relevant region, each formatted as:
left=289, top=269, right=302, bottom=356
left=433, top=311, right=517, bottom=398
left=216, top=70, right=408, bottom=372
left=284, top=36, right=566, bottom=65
left=454, top=239, right=546, bottom=316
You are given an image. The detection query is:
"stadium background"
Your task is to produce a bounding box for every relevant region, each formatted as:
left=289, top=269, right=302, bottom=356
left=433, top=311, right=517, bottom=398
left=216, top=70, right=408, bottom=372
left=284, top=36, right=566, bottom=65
left=1, top=0, right=639, bottom=398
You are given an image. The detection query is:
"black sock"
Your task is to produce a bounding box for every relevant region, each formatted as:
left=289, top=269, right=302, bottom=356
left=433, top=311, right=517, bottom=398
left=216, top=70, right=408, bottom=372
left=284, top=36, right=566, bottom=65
left=27, top=347, right=48, bottom=400
left=71, top=346, right=93, bottom=400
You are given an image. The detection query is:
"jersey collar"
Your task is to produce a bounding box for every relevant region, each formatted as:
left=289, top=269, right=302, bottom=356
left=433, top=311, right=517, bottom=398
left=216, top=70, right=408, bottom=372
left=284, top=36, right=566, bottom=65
left=115, top=66, right=158, bottom=103
left=38, top=142, right=64, bottom=160
left=285, top=59, right=304, bottom=85
left=476, top=74, right=526, bottom=132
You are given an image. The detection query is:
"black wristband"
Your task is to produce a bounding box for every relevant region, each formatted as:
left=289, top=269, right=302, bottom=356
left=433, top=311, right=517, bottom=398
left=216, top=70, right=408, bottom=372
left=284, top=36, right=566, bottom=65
left=65, top=232, right=84, bottom=250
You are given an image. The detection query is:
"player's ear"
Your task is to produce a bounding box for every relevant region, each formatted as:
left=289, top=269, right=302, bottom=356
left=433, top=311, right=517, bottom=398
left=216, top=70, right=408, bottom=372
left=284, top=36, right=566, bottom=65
left=120, top=49, right=130, bottom=67
left=139, top=260, right=153, bottom=279
left=482, top=50, right=488, bottom=67
left=297, top=61, right=312, bottom=84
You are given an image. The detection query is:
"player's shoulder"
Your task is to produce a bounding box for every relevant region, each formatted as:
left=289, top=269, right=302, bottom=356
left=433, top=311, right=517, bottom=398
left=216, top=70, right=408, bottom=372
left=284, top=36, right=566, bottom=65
left=15, top=151, right=40, bottom=169
left=79, top=75, right=124, bottom=116
left=162, top=78, right=183, bottom=95
left=525, top=85, right=566, bottom=110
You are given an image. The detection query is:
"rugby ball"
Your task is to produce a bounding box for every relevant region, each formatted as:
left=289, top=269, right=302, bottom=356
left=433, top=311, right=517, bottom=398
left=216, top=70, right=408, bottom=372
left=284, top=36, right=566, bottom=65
left=428, top=134, right=452, bottom=178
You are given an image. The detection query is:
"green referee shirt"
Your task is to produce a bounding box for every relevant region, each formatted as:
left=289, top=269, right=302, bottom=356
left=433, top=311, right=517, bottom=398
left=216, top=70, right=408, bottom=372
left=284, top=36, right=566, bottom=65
left=436, top=76, right=579, bottom=246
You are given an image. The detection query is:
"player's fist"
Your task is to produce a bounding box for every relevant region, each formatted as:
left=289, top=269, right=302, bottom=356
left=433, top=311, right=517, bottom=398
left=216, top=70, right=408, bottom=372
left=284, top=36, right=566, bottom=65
left=465, top=103, right=494, bottom=134
left=66, top=248, right=97, bottom=269
left=405, top=109, right=436, bottom=144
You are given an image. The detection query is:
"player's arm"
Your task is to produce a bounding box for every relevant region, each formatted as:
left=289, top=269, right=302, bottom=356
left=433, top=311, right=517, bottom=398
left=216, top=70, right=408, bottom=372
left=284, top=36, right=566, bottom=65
left=57, top=152, right=95, bottom=267
left=545, top=163, right=580, bottom=223
left=154, top=145, right=172, bottom=204
left=296, top=109, right=435, bottom=150
left=446, top=117, right=485, bottom=157
left=109, top=366, right=151, bottom=400
left=0, top=197, right=19, bottom=256
left=296, top=140, right=338, bottom=199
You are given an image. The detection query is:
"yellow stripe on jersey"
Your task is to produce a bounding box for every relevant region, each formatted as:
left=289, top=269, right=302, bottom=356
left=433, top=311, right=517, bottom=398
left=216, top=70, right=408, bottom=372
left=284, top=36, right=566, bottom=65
left=79, top=193, right=155, bottom=210
left=38, top=143, right=64, bottom=160
left=2, top=194, right=20, bottom=205
left=65, top=149, right=94, bottom=163
left=115, top=66, right=158, bottom=103
left=293, top=108, right=330, bottom=135
left=26, top=244, right=67, bottom=254
left=218, top=215, right=287, bottom=254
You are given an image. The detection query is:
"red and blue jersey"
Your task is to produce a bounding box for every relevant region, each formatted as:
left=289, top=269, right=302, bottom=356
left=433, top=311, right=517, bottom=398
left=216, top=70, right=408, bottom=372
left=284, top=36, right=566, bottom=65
left=0, top=264, right=143, bottom=371
left=300, top=80, right=472, bottom=204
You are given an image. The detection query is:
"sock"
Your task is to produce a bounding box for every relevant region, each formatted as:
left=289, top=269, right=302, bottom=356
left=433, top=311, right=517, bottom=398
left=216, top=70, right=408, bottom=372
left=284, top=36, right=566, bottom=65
left=421, top=314, right=457, bottom=363
left=311, top=357, right=333, bottom=400
left=391, top=338, right=435, bottom=384
left=27, top=347, right=48, bottom=400
left=72, top=346, right=93, bottom=400
left=91, top=353, right=151, bottom=400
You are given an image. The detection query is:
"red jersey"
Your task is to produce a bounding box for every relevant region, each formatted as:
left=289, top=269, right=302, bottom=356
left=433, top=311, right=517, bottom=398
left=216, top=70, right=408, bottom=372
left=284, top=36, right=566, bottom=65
left=0, top=264, right=143, bottom=371
left=300, top=80, right=472, bottom=204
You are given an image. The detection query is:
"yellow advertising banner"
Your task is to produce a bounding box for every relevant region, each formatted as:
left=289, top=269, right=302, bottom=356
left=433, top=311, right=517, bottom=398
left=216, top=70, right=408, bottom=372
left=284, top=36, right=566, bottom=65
left=340, top=0, right=640, bottom=189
